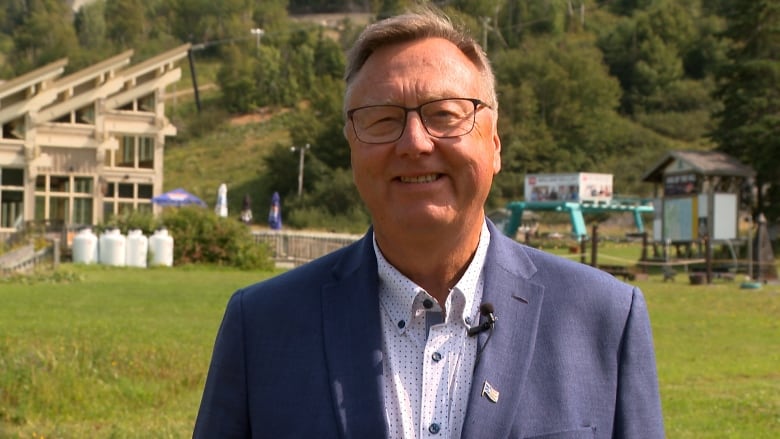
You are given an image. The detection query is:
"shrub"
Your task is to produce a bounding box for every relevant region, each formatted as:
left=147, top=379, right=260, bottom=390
left=159, top=207, right=274, bottom=270
left=100, top=210, right=159, bottom=235
left=103, top=207, right=274, bottom=270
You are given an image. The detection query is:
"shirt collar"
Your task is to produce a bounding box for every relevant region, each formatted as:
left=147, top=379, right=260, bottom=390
left=375, top=221, right=491, bottom=333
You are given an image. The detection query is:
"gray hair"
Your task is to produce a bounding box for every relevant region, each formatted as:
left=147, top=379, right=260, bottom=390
left=344, top=6, right=497, bottom=109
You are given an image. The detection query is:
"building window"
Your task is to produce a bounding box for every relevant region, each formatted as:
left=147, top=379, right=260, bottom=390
left=138, top=184, right=153, bottom=199
left=118, top=202, right=135, bottom=215
left=108, top=135, right=155, bottom=169
left=74, top=177, right=93, bottom=193
left=50, top=176, right=70, bottom=192
left=118, top=136, right=135, bottom=167
left=0, top=167, right=24, bottom=229
left=1, top=168, right=23, bottom=186
left=139, top=137, right=155, bottom=169
left=34, top=174, right=95, bottom=225
left=54, top=113, right=72, bottom=123
left=35, top=196, right=46, bottom=220
left=103, top=202, right=114, bottom=221
left=102, top=181, right=153, bottom=219
left=138, top=93, right=156, bottom=112
left=73, top=198, right=93, bottom=224
left=36, top=175, right=46, bottom=191
left=118, top=183, right=134, bottom=198
left=75, top=104, right=95, bottom=124
left=49, top=197, right=69, bottom=222
left=1, top=117, right=25, bottom=139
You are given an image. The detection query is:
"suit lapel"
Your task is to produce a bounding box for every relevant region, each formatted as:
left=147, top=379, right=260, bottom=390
left=462, top=225, right=546, bottom=438
left=321, top=233, right=388, bottom=439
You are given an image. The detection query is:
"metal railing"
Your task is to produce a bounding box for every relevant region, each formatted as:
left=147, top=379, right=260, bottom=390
left=2, top=228, right=358, bottom=273
left=252, top=230, right=361, bottom=267
left=0, top=243, right=57, bottom=276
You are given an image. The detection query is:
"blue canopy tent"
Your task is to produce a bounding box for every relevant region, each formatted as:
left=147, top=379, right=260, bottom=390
left=152, top=188, right=207, bottom=207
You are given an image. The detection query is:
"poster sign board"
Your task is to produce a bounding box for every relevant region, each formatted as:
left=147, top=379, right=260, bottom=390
left=662, top=196, right=697, bottom=241
left=524, top=173, right=613, bottom=203
left=655, top=193, right=738, bottom=242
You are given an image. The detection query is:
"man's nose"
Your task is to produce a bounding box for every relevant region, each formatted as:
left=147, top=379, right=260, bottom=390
left=395, top=111, right=434, bottom=154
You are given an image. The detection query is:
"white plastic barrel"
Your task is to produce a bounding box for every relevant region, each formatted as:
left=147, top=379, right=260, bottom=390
left=72, top=228, right=98, bottom=264
left=149, top=228, right=174, bottom=267
left=125, top=229, right=148, bottom=268
left=99, top=228, right=126, bottom=267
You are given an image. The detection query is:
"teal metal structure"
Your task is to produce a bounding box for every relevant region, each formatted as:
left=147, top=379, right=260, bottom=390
left=504, top=199, right=654, bottom=239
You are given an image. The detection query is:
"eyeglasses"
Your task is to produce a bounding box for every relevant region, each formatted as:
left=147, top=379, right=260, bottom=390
left=346, top=98, right=491, bottom=144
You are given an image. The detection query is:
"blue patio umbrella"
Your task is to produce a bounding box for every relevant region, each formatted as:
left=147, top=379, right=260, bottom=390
left=268, top=192, right=282, bottom=230
left=152, top=188, right=207, bottom=207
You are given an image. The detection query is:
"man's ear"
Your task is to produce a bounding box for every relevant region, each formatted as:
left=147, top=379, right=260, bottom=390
left=492, top=131, right=502, bottom=175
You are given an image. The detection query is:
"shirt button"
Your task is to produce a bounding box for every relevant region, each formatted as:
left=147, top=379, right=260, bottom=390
left=465, top=316, right=472, bottom=325
left=397, top=320, right=405, bottom=329
left=423, top=299, right=434, bottom=309
left=431, top=352, right=442, bottom=362
left=428, top=423, right=441, bottom=434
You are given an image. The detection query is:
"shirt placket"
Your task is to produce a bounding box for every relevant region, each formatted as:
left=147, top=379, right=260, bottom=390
left=420, top=321, right=456, bottom=437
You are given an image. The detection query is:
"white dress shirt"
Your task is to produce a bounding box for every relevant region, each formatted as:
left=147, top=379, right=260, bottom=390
left=375, top=222, right=490, bottom=438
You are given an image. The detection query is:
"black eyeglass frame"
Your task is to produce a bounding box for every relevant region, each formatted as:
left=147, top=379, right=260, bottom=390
left=346, top=98, right=492, bottom=144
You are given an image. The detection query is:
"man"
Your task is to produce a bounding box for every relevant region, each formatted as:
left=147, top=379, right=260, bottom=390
left=194, top=7, right=664, bottom=438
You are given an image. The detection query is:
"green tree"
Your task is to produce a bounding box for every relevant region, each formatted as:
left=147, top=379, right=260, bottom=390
left=711, top=0, right=780, bottom=220
left=377, top=0, right=412, bottom=20
left=313, top=29, right=345, bottom=78
left=171, top=0, right=253, bottom=44
left=253, top=44, right=288, bottom=106
left=10, top=0, right=79, bottom=72
left=253, top=0, right=289, bottom=32
left=105, top=0, right=147, bottom=49
left=218, top=45, right=258, bottom=112
left=260, top=144, right=301, bottom=199
left=489, top=31, right=677, bottom=201
left=75, top=0, right=108, bottom=51
left=495, top=36, right=622, bottom=165
left=289, top=75, right=348, bottom=171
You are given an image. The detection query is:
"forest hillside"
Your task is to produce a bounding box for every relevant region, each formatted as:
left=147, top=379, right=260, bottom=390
left=1, top=0, right=777, bottom=231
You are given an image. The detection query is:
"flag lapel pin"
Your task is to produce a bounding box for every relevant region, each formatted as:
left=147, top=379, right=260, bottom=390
left=482, top=380, right=500, bottom=403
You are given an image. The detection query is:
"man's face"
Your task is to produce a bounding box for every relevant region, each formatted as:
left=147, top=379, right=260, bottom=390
left=344, top=38, right=501, bottom=236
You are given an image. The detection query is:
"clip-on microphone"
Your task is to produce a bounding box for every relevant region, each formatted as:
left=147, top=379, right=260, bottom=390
left=468, top=303, right=497, bottom=337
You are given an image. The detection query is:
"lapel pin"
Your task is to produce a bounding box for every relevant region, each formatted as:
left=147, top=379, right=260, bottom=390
left=482, top=380, right=500, bottom=403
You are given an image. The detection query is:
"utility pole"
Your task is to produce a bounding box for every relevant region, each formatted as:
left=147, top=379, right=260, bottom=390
left=250, top=28, right=265, bottom=50
left=290, top=143, right=310, bottom=197
left=187, top=45, right=202, bottom=113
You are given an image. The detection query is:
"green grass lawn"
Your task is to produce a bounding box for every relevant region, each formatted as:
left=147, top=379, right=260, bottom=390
left=1, top=263, right=778, bottom=438
left=0, top=265, right=278, bottom=438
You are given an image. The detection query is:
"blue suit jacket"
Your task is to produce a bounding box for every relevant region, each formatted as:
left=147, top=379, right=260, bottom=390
left=194, top=221, right=664, bottom=438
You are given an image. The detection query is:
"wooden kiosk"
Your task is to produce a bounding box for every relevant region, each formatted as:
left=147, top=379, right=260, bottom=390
left=641, top=150, right=755, bottom=282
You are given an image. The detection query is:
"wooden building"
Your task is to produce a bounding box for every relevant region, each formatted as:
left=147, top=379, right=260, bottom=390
left=0, top=44, right=190, bottom=235
left=642, top=150, right=755, bottom=245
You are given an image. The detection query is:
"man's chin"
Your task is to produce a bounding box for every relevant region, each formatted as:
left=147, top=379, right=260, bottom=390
left=389, top=212, right=458, bottom=232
